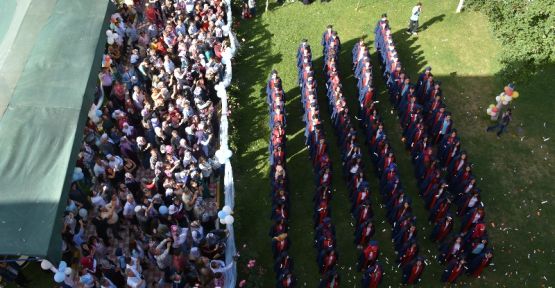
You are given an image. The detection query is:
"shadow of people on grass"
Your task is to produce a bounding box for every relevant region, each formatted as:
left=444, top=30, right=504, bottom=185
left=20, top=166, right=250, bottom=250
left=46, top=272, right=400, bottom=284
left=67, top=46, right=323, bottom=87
left=420, top=13, right=446, bottom=31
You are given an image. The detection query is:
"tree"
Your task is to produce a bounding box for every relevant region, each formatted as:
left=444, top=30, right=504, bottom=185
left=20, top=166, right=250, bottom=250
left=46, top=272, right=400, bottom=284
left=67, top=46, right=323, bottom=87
left=467, top=0, right=555, bottom=81
left=455, top=0, right=464, bottom=13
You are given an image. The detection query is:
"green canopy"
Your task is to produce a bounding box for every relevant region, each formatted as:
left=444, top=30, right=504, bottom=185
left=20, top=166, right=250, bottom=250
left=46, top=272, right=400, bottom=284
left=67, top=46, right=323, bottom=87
left=0, top=0, right=111, bottom=261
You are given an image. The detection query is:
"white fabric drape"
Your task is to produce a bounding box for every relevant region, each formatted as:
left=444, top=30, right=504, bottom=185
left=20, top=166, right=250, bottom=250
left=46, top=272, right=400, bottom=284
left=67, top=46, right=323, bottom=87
left=219, top=0, right=238, bottom=287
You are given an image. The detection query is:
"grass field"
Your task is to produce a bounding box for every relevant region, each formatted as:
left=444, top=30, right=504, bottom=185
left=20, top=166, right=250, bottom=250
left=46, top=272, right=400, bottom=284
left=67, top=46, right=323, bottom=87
left=231, top=0, right=555, bottom=287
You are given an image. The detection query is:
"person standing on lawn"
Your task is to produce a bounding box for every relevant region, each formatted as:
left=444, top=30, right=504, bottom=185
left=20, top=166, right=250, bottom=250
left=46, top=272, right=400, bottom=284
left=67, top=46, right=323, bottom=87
left=486, top=109, right=512, bottom=137
left=406, top=2, right=422, bottom=35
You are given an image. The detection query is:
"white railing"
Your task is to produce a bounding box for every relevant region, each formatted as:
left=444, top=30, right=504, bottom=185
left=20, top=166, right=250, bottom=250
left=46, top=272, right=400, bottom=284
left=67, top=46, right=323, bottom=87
left=215, top=0, right=239, bottom=286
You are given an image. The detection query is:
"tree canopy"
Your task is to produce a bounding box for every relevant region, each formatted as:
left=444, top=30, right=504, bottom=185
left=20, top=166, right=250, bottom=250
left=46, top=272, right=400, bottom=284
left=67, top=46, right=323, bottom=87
left=467, top=0, right=555, bottom=81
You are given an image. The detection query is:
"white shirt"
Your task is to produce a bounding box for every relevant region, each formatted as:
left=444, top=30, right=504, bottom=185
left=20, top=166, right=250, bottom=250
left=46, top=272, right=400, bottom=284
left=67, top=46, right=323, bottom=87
left=210, top=260, right=233, bottom=274
left=199, top=161, right=212, bottom=177
left=185, top=0, right=195, bottom=13
left=108, top=156, right=124, bottom=171
left=172, top=227, right=189, bottom=248
left=91, top=195, right=107, bottom=207
left=472, top=213, right=481, bottom=223
left=410, top=6, right=421, bottom=21
left=123, top=201, right=137, bottom=217
left=100, top=278, right=117, bottom=288
left=93, top=163, right=105, bottom=176
left=126, top=276, right=146, bottom=288
left=468, top=196, right=478, bottom=208
left=132, top=91, right=144, bottom=108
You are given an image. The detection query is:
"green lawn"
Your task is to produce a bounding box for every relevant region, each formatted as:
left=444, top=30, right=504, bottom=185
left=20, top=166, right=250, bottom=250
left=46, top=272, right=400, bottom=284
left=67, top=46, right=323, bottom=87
left=231, top=0, right=555, bottom=286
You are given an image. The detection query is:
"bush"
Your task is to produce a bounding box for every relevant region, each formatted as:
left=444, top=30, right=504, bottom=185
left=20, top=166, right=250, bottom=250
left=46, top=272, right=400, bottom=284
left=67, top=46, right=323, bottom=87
left=467, top=0, right=555, bottom=82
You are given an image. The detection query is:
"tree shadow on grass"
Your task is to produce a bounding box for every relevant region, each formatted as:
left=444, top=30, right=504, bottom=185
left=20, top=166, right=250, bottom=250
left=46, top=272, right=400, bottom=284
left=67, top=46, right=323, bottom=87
left=231, top=16, right=284, bottom=287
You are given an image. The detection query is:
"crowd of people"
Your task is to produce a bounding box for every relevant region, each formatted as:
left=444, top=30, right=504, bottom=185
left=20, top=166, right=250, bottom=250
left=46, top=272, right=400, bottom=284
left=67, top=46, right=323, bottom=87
left=352, top=37, right=426, bottom=285
left=267, top=70, right=296, bottom=287
left=375, top=14, right=493, bottom=282
left=61, top=0, right=237, bottom=287
left=297, top=39, right=341, bottom=288
left=321, top=27, right=383, bottom=288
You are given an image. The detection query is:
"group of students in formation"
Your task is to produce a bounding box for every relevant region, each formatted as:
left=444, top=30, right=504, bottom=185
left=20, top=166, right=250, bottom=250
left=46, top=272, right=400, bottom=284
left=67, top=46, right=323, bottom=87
left=266, top=16, right=494, bottom=286
left=268, top=70, right=296, bottom=287
left=352, top=32, right=426, bottom=286
left=297, top=37, right=341, bottom=288
left=321, top=26, right=384, bottom=288
left=374, top=14, right=493, bottom=282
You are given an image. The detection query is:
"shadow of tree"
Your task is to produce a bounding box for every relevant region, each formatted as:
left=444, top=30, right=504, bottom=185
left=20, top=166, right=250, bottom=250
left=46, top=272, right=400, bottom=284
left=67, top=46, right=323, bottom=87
left=230, top=16, right=284, bottom=287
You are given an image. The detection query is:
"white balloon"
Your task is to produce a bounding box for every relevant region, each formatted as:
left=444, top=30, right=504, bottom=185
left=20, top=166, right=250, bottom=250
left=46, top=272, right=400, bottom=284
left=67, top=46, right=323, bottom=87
left=53, top=271, right=65, bottom=283
left=40, top=259, right=53, bottom=270
left=64, top=267, right=72, bottom=276
left=215, top=148, right=233, bottom=164
left=222, top=206, right=232, bottom=214
left=224, top=215, right=234, bottom=225
left=219, top=217, right=226, bottom=224
left=106, top=30, right=113, bottom=37
left=107, top=38, right=114, bottom=45
left=78, top=208, right=88, bottom=218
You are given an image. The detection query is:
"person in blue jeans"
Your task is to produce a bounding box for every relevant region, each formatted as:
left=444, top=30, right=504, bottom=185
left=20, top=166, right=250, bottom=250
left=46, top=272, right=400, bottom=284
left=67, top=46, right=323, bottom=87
left=487, top=109, right=512, bottom=137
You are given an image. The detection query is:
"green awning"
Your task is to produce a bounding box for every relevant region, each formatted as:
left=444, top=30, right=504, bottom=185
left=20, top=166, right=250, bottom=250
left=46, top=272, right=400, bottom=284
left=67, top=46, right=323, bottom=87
left=0, top=0, right=111, bottom=261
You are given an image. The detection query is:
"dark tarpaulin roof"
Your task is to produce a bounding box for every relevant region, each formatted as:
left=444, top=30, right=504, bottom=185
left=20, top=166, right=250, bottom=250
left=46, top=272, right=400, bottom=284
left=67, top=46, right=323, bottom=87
left=0, top=0, right=110, bottom=261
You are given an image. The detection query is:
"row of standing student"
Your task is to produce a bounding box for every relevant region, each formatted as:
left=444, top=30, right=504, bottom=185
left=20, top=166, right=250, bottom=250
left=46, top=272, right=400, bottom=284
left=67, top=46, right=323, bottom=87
left=352, top=36, right=426, bottom=285
left=374, top=14, right=493, bottom=282
left=321, top=27, right=383, bottom=288
left=297, top=38, right=343, bottom=288
left=268, top=70, right=296, bottom=287
left=373, top=18, right=462, bottom=282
